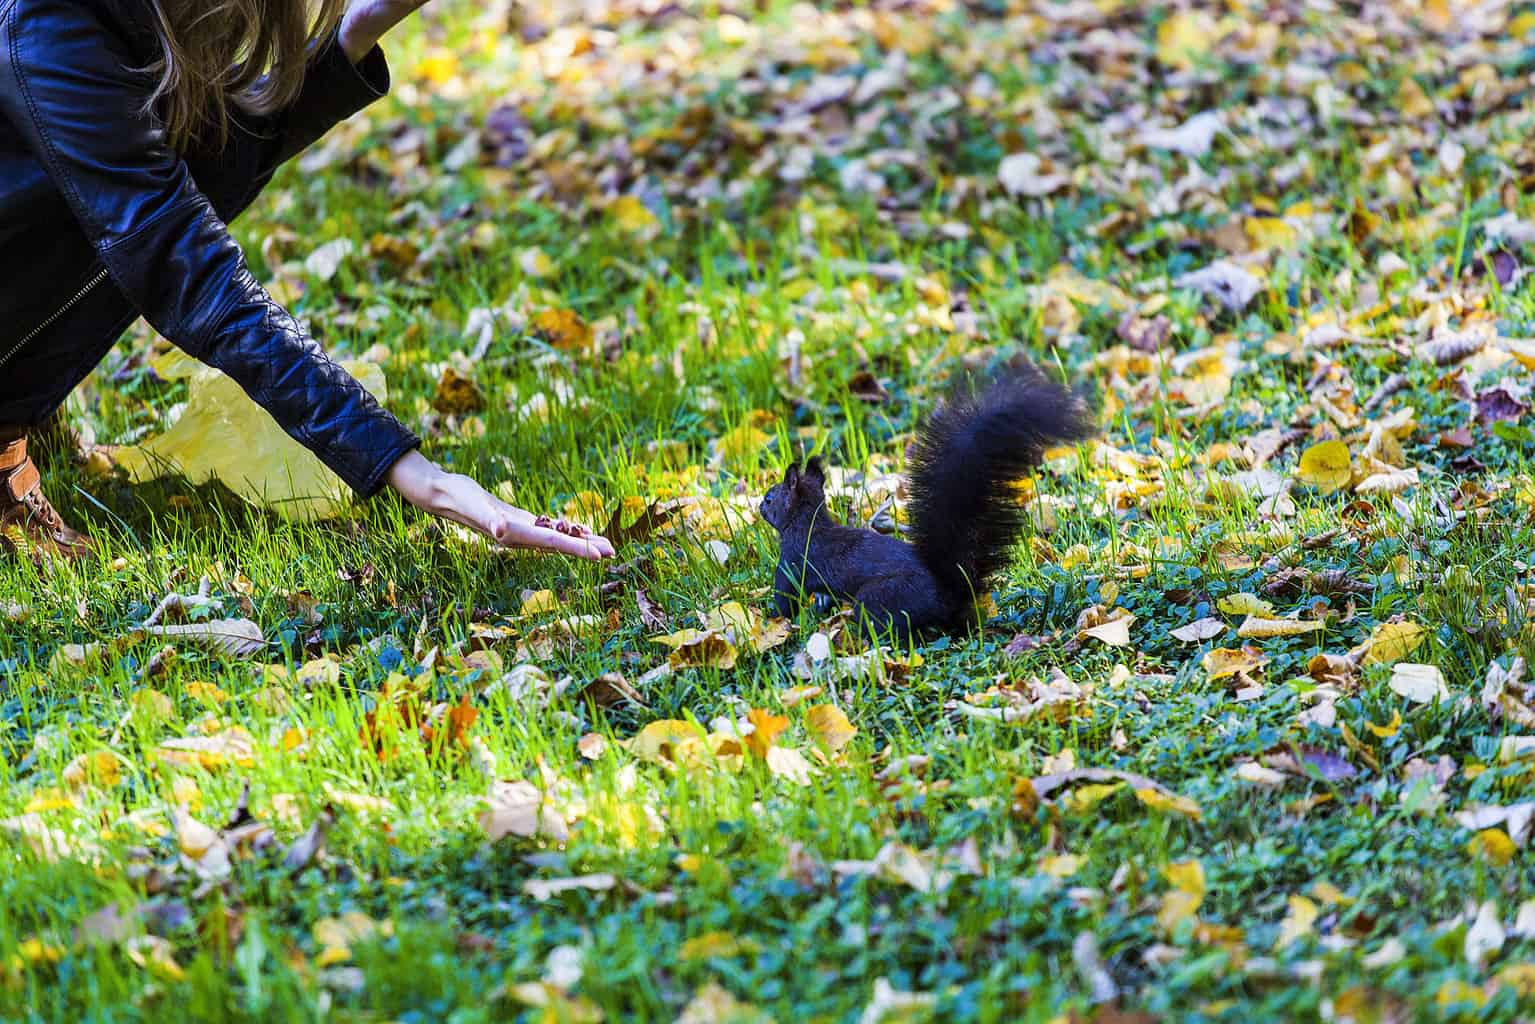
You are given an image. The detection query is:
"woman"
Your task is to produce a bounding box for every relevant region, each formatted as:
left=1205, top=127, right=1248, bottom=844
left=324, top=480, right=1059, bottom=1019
left=0, top=0, right=614, bottom=561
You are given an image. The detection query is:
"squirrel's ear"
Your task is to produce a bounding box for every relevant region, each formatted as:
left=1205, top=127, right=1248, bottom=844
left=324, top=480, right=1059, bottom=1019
left=782, top=463, right=800, bottom=487
left=804, top=457, right=826, bottom=483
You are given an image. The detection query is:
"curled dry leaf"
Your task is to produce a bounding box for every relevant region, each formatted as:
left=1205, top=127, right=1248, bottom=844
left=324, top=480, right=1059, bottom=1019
left=1236, top=616, right=1325, bottom=639
left=1389, top=663, right=1450, bottom=704
left=1174, top=260, right=1261, bottom=313
left=1170, top=617, right=1225, bottom=643
left=805, top=704, right=857, bottom=753
left=1202, top=646, right=1268, bottom=680
left=1016, top=767, right=1200, bottom=821
left=480, top=780, right=569, bottom=843
left=522, top=873, right=617, bottom=902
left=138, top=618, right=266, bottom=658
left=154, top=726, right=256, bottom=770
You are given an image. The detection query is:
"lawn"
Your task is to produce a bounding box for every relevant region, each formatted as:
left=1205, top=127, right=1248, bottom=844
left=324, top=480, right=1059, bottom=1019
left=7, top=0, right=1535, bottom=1019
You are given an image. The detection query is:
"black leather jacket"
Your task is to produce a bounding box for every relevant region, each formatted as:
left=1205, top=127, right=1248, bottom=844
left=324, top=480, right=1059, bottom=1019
left=0, top=0, right=419, bottom=497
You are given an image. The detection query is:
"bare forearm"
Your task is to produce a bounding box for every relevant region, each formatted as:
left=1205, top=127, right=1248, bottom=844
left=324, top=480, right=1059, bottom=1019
left=338, top=0, right=431, bottom=63
left=385, top=450, right=615, bottom=560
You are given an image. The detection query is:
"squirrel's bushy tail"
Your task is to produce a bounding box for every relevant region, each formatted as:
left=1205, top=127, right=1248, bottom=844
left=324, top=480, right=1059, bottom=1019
left=906, top=366, right=1094, bottom=597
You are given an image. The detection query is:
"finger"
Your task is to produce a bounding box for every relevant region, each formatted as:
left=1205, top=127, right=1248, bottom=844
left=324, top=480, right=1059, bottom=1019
left=496, top=521, right=611, bottom=560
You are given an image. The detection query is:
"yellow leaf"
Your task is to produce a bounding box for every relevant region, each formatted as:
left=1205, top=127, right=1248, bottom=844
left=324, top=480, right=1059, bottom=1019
left=1237, top=616, right=1326, bottom=639
left=480, top=781, right=568, bottom=843
left=15, top=937, right=64, bottom=967
left=622, top=719, right=708, bottom=762
left=175, top=814, right=219, bottom=859
left=170, top=776, right=202, bottom=810
left=763, top=745, right=818, bottom=784
left=1156, top=10, right=1220, bottom=69
left=1134, top=787, right=1203, bottom=820
left=1062, top=781, right=1123, bottom=814
left=678, top=932, right=757, bottom=961
left=1202, top=646, right=1268, bottom=680
left=1244, top=216, right=1297, bottom=251
left=1436, top=979, right=1488, bottom=1011
left=562, top=490, right=607, bottom=524
left=520, top=589, right=561, bottom=616
left=62, top=751, right=122, bottom=789
left=1468, top=828, right=1516, bottom=866
left=651, top=628, right=739, bottom=670
left=805, top=704, right=857, bottom=753
left=1362, top=620, right=1426, bottom=665
left=1157, top=859, right=1207, bottom=931
left=1217, top=592, right=1274, bottom=617
left=23, top=787, right=76, bottom=813
left=184, top=680, right=228, bottom=704
left=1495, top=963, right=1535, bottom=998
left=700, top=600, right=757, bottom=638
left=609, top=196, right=661, bottom=239
left=1166, top=859, right=1206, bottom=899
left=1398, top=76, right=1435, bottom=119
left=415, top=52, right=459, bottom=84
left=745, top=708, right=789, bottom=759
left=1039, top=853, right=1084, bottom=878
left=124, top=935, right=184, bottom=982
left=677, top=982, right=771, bottom=1024
left=519, top=247, right=554, bottom=278
left=1277, top=894, right=1319, bottom=948
left=1365, top=710, right=1402, bottom=738
left=153, top=726, right=255, bottom=770
left=531, top=308, right=594, bottom=352
left=131, top=689, right=174, bottom=720
left=716, top=423, right=772, bottom=464
left=1296, top=440, right=1352, bottom=495
left=313, top=912, right=387, bottom=967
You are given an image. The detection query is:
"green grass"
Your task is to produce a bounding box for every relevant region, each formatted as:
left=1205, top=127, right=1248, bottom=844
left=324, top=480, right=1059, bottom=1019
left=8, top=0, right=1535, bottom=1019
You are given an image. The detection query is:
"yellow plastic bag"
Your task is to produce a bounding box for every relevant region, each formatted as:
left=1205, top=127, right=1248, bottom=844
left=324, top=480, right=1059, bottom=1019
left=116, top=350, right=389, bottom=522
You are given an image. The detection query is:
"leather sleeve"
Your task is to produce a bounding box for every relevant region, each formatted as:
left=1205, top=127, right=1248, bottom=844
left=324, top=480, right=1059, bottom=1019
left=0, top=0, right=419, bottom=497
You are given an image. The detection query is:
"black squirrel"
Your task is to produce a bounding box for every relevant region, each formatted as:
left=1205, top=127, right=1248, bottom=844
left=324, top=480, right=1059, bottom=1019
left=759, top=366, right=1094, bottom=638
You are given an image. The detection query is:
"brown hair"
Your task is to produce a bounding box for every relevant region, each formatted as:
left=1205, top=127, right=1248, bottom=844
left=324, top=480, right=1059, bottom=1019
left=143, top=0, right=349, bottom=150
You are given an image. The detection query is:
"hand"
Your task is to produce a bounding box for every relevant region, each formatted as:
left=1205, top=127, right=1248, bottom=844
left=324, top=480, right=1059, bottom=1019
left=385, top=451, right=615, bottom=561
left=339, top=0, right=434, bottom=63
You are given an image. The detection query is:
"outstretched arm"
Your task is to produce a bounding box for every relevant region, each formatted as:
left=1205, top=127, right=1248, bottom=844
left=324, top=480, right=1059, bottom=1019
left=338, top=0, right=435, bottom=63
left=0, top=0, right=613, bottom=560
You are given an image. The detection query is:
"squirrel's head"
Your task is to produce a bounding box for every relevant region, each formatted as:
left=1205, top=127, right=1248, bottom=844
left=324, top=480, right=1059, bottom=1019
left=759, top=457, right=826, bottom=530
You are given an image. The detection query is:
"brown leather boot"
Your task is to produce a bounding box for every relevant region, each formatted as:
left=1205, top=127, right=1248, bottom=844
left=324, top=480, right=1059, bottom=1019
left=0, top=433, right=92, bottom=563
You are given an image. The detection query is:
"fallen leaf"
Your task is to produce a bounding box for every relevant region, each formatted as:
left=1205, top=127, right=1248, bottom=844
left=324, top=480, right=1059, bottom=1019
left=1202, top=646, right=1268, bottom=680
left=1171, top=617, right=1225, bottom=643
left=480, top=780, right=568, bottom=842
left=1175, top=261, right=1261, bottom=313
left=1360, top=620, right=1427, bottom=665
left=1389, top=663, right=1450, bottom=704
left=805, top=704, right=857, bottom=753
left=531, top=308, right=593, bottom=352
left=1237, top=616, right=1326, bottom=639
left=744, top=708, right=789, bottom=759
left=998, top=152, right=1070, bottom=197
left=1296, top=440, right=1352, bottom=494
left=522, top=874, right=617, bottom=901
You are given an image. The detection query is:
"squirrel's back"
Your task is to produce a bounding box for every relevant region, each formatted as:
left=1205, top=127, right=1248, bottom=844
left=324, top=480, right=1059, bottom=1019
left=905, top=367, right=1093, bottom=598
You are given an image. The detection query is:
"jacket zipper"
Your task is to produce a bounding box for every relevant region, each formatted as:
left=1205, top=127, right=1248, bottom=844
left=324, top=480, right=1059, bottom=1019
left=0, top=268, right=110, bottom=369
